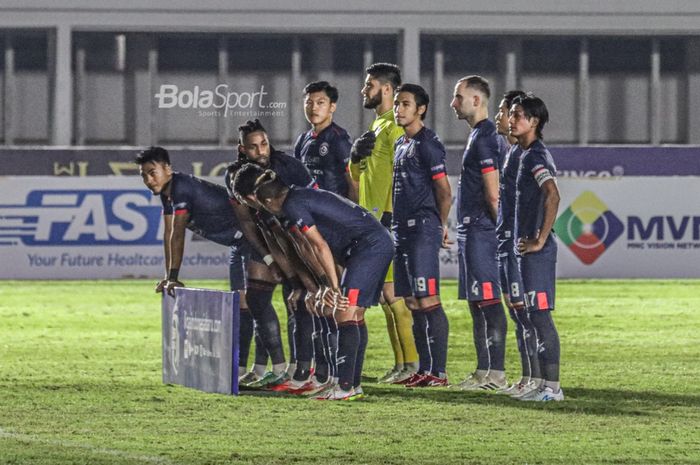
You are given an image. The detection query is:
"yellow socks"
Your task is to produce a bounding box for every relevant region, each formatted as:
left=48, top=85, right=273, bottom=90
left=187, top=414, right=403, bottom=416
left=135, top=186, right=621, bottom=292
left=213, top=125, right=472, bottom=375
left=389, top=298, right=419, bottom=368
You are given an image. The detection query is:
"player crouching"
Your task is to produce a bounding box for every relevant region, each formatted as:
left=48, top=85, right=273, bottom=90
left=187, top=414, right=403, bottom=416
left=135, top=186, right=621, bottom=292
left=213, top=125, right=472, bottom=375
left=253, top=170, right=394, bottom=400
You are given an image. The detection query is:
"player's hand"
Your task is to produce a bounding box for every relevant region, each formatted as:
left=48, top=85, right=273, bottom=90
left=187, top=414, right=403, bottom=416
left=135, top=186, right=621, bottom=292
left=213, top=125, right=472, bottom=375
left=350, top=131, right=376, bottom=163
left=268, top=262, right=283, bottom=283
left=323, top=287, right=349, bottom=312
left=304, top=291, right=319, bottom=316
left=165, top=280, right=185, bottom=297
left=517, top=237, right=544, bottom=255
left=314, top=287, right=330, bottom=315
left=155, top=278, right=168, bottom=293
left=287, top=288, right=303, bottom=313
left=441, top=225, right=455, bottom=249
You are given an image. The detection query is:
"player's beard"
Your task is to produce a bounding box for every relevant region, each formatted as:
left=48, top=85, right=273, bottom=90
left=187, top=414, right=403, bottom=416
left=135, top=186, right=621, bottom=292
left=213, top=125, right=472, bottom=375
left=363, top=89, right=382, bottom=109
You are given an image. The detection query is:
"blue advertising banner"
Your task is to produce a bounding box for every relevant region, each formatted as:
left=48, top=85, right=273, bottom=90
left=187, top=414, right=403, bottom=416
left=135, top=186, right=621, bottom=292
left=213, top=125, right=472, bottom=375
left=162, top=287, right=240, bottom=395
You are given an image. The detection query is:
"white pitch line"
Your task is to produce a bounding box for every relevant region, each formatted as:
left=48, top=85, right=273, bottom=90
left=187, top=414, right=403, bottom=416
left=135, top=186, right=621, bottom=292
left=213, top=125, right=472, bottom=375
left=0, top=427, right=178, bottom=465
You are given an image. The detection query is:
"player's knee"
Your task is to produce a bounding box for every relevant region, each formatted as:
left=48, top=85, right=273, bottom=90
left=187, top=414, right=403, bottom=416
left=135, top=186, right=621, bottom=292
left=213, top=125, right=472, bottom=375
left=476, top=298, right=502, bottom=309
left=334, top=306, right=359, bottom=323
left=404, top=296, right=420, bottom=312
left=417, top=295, right=440, bottom=310
left=247, top=261, right=276, bottom=283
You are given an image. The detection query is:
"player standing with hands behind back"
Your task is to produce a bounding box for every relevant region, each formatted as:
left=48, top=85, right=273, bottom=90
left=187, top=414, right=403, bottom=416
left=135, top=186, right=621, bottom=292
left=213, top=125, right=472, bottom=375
left=451, top=76, right=509, bottom=391
left=391, top=84, right=453, bottom=387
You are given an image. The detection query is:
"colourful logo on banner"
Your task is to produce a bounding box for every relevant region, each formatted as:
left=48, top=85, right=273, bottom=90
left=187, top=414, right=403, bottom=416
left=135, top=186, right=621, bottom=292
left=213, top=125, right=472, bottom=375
left=0, top=190, right=162, bottom=246
left=555, top=191, right=624, bottom=265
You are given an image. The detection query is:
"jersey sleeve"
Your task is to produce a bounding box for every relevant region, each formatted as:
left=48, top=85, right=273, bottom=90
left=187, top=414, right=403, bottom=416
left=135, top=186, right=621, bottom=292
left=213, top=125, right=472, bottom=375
left=423, top=138, right=447, bottom=181
left=293, top=133, right=304, bottom=160
left=332, top=130, right=352, bottom=169
left=282, top=195, right=316, bottom=233
left=527, top=149, right=556, bottom=187
left=167, top=177, right=190, bottom=216
left=160, top=194, right=173, bottom=215
left=474, top=133, right=500, bottom=174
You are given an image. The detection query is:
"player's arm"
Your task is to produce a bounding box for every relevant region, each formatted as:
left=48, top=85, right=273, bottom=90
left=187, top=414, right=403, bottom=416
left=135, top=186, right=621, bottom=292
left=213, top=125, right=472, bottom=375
left=518, top=178, right=560, bottom=255
left=426, top=141, right=452, bottom=247
left=301, top=226, right=339, bottom=289
left=379, top=125, right=405, bottom=225
left=287, top=226, right=330, bottom=288
left=335, top=132, right=359, bottom=202
left=301, top=225, right=348, bottom=310
left=267, top=221, right=319, bottom=293
left=230, top=201, right=280, bottom=274
left=345, top=171, right=359, bottom=203
left=482, top=170, right=500, bottom=222
left=432, top=176, right=453, bottom=248
left=474, top=134, right=501, bottom=222
left=165, top=211, right=189, bottom=295
left=156, top=214, right=174, bottom=293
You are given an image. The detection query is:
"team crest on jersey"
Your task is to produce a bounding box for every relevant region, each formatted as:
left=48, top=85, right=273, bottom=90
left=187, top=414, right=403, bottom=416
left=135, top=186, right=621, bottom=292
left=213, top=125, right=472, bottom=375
left=319, top=142, right=329, bottom=157
left=402, top=139, right=417, bottom=159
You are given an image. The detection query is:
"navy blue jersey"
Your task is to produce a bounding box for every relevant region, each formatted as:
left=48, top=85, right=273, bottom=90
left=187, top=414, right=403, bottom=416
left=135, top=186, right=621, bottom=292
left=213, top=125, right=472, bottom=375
left=457, top=118, right=500, bottom=227
left=281, top=187, right=387, bottom=262
left=269, top=150, right=316, bottom=190
left=515, top=139, right=558, bottom=242
left=496, top=144, right=523, bottom=242
left=160, top=172, right=242, bottom=246
left=294, top=122, right=352, bottom=196
left=392, top=126, right=447, bottom=226
left=496, top=134, right=510, bottom=171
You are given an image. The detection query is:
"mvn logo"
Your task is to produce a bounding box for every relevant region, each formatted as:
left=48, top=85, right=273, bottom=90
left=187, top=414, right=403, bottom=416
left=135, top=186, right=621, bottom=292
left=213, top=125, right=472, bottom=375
left=554, top=191, right=624, bottom=265
left=0, top=190, right=163, bottom=246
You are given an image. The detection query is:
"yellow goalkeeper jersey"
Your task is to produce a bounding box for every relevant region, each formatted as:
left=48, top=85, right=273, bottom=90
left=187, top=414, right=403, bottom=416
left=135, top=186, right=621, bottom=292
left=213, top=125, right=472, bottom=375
left=349, top=109, right=405, bottom=220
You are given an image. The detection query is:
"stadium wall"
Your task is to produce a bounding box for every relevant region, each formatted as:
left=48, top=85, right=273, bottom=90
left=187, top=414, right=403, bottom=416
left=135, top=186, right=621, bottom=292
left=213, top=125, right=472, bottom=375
left=1, top=1, right=700, bottom=146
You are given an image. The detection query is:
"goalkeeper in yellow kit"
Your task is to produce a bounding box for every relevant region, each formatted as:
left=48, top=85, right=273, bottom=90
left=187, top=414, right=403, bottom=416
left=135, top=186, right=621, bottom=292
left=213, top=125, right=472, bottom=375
left=349, top=63, right=419, bottom=382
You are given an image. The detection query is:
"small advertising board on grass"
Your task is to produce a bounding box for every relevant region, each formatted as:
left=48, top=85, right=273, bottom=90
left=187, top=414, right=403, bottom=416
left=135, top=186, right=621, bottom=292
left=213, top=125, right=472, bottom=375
left=162, top=287, right=240, bottom=395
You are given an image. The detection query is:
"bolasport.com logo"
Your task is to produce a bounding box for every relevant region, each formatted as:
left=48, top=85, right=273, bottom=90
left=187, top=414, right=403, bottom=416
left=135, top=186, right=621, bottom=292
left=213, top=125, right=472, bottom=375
left=554, top=191, right=624, bottom=265
left=154, top=84, right=287, bottom=118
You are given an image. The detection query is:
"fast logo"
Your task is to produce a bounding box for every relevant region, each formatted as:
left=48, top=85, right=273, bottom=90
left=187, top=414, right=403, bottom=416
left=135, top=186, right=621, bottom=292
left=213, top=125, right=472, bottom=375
left=555, top=191, right=623, bottom=265
left=0, top=190, right=162, bottom=246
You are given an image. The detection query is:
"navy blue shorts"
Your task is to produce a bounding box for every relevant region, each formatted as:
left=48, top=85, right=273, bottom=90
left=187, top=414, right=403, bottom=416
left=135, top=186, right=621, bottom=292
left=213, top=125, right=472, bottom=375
left=228, top=240, right=248, bottom=291
left=457, top=218, right=502, bottom=302
left=498, top=240, right=525, bottom=306
left=518, top=238, right=557, bottom=312
left=341, top=232, right=393, bottom=308
left=393, top=216, right=442, bottom=298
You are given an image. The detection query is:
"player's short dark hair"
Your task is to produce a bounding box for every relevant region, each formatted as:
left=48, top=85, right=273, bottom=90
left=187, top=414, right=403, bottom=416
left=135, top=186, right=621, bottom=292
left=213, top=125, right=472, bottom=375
left=304, top=80, right=339, bottom=103
left=366, top=62, right=402, bottom=89
left=232, top=163, right=265, bottom=199
left=254, top=170, right=288, bottom=202
left=395, top=83, right=430, bottom=120
left=513, top=94, right=549, bottom=140
left=135, top=146, right=170, bottom=166
left=458, top=75, right=491, bottom=100
left=238, top=119, right=267, bottom=145
left=502, top=90, right=527, bottom=109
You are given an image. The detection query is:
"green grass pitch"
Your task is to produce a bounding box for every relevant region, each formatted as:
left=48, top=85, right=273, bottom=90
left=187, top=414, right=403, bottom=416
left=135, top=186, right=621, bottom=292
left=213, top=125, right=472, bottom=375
left=1, top=279, right=699, bottom=465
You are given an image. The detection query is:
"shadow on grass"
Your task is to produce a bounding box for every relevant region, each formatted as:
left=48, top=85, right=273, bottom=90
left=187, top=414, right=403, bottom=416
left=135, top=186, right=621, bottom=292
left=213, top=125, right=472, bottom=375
left=357, top=385, right=700, bottom=417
